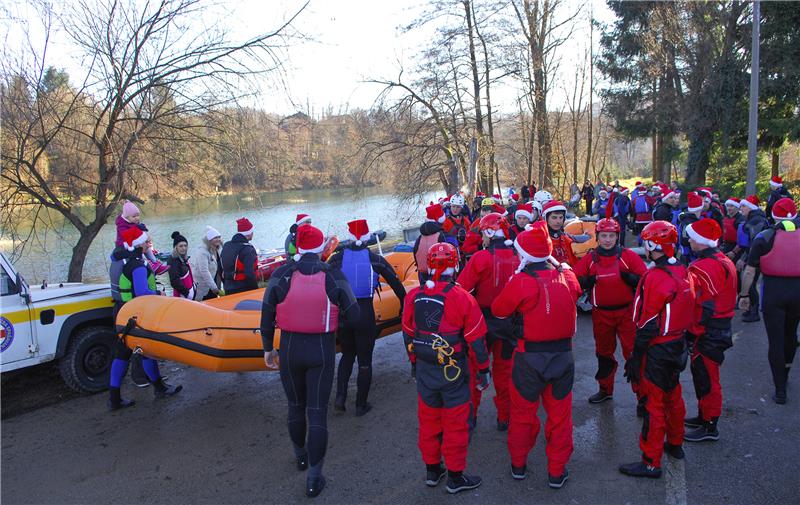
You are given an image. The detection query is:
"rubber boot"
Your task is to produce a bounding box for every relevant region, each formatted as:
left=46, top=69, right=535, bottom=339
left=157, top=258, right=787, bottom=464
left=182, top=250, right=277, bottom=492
left=153, top=378, right=183, bottom=399
left=108, top=387, right=135, bottom=411
left=306, top=461, right=326, bottom=498
left=294, top=444, right=308, bottom=471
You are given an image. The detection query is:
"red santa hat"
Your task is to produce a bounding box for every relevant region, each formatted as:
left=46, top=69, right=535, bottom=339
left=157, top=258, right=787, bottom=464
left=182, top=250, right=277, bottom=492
left=295, top=214, right=311, bottom=226
left=295, top=224, right=325, bottom=261
left=770, top=176, right=783, bottom=188
left=347, top=219, right=371, bottom=246
left=237, top=217, right=254, bottom=236
left=663, top=190, right=679, bottom=201
left=541, top=200, right=567, bottom=218
left=492, top=203, right=507, bottom=215
left=121, top=226, right=148, bottom=251
left=771, top=197, right=797, bottom=221
left=515, top=203, right=534, bottom=221
left=658, top=183, right=670, bottom=195
left=687, top=192, right=704, bottom=213
left=426, top=203, right=446, bottom=223
left=619, top=187, right=630, bottom=196
left=634, top=181, right=642, bottom=187
left=724, top=197, right=741, bottom=208
left=511, top=193, right=520, bottom=202
left=741, top=195, right=760, bottom=210
left=492, top=193, right=501, bottom=200
left=696, top=188, right=713, bottom=201
left=513, top=225, right=553, bottom=273
left=476, top=191, right=486, bottom=198
left=686, top=218, right=722, bottom=248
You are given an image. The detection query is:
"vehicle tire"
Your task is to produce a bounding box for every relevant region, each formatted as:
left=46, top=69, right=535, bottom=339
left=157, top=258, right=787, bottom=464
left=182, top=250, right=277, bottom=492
left=59, top=325, right=116, bottom=394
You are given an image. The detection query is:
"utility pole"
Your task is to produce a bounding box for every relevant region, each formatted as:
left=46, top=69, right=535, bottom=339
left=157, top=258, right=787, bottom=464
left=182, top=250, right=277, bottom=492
left=745, top=0, right=760, bottom=195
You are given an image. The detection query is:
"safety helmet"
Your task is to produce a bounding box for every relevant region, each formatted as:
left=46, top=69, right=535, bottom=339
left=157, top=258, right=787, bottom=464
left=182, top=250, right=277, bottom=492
left=531, top=200, right=543, bottom=213
left=641, top=220, right=678, bottom=259
left=449, top=194, right=466, bottom=207
left=481, top=197, right=496, bottom=208
left=479, top=212, right=506, bottom=233
left=427, top=242, right=459, bottom=272
left=533, top=190, right=553, bottom=205
left=596, top=218, right=621, bottom=234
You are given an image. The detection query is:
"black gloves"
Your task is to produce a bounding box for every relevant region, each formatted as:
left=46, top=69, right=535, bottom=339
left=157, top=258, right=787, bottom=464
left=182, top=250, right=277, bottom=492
left=624, top=354, right=642, bottom=384
left=476, top=368, right=492, bottom=391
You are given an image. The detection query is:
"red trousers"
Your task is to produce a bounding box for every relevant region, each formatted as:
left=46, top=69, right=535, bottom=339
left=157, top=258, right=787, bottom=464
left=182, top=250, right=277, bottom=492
left=638, top=377, right=685, bottom=468
left=690, top=350, right=722, bottom=421
left=468, top=340, right=513, bottom=423
left=592, top=306, right=636, bottom=395
left=417, top=396, right=471, bottom=472
left=508, top=382, right=573, bottom=477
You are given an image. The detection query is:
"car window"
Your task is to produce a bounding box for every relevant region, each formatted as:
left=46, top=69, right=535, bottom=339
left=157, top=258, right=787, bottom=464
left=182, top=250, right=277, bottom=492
left=1, top=268, right=19, bottom=296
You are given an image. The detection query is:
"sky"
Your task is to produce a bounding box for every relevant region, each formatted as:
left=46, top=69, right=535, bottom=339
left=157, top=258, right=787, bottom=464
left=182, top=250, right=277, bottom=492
left=2, top=0, right=615, bottom=117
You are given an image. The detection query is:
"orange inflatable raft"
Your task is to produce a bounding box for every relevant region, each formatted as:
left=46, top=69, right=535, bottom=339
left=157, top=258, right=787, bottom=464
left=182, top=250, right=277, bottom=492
left=116, top=252, right=418, bottom=372
left=565, top=219, right=597, bottom=258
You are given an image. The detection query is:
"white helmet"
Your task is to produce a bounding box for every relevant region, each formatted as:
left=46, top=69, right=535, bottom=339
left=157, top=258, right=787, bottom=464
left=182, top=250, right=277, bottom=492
left=449, top=194, right=466, bottom=207
left=533, top=190, right=553, bottom=205
left=531, top=200, right=543, bottom=213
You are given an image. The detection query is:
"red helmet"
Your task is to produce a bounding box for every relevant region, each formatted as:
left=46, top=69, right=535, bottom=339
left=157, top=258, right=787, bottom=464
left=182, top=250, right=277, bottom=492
left=641, top=220, right=678, bottom=258
left=596, top=218, right=621, bottom=234
left=427, top=242, right=459, bottom=272
left=479, top=212, right=506, bottom=232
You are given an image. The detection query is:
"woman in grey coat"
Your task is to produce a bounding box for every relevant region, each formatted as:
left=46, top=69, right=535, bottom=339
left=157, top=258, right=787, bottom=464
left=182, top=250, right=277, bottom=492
left=190, top=226, right=223, bottom=300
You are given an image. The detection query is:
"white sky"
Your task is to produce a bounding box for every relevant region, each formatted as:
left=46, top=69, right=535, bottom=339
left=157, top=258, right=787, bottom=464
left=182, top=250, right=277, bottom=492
left=2, top=0, right=615, bottom=116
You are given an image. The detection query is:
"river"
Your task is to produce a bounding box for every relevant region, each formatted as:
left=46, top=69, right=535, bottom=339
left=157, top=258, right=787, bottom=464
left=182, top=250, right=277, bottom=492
left=2, top=188, right=438, bottom=285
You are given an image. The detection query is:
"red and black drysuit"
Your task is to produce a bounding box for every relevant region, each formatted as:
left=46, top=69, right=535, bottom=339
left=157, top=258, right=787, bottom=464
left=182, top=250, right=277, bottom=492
left=457, top=238, right=520, bottom=426
left=687, top=249, right=737, bottom=423
left=628, top=257, right=696, bottom=468
left=491, top=263, right=582, bottom=477
left=574, top=246, right=647, bottom=395
left=402, top=279, right=489, bottom=475
left=549, top=228, right=579, bottom=267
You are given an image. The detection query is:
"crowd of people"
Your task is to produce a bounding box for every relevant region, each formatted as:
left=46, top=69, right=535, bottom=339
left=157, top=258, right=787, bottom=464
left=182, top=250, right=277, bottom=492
left=104, top=175, right=798, bottom=498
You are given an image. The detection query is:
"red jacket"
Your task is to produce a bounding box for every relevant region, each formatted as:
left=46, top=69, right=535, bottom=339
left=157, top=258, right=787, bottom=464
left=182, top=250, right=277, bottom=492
left=402, top=280, right=489, bottom=368
left=549, top=229, right=578, bottom=267
left=460, top=221, right=483, bottom=256
left=633, top=259, right=695, bottom=340
left=687, top=249, right=737, bottom=335
left=491, top=264, right=582, bottom=343
left=573, top=247, right=647, bottom=308
left=442, top=214, right=471, bottom=241
left=458, top=241, right=520, bottom=309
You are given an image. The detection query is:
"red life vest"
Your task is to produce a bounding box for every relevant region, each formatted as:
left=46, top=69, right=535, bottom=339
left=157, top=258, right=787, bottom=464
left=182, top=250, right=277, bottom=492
left=172, top=262, right=195, bottom=299
left=634, top=264, right=695, bottom=338
left=518, top=269, right=579, bottom=343
left=760, top=224, right=800, bottom=277
left=415, top=233, right=441, bottom=274
left=234, top=254, right=258, bottom=281
left=276, top=270, right=339, bottom=333
left=466, top=246, right=519, bottom=309
left=722, top=216, right=738, bottom=243
left=589, top=249, right=634, bottom=308
left=688, top=252, right=737, bottom=333
left=550, top=232, right=576, bottom=267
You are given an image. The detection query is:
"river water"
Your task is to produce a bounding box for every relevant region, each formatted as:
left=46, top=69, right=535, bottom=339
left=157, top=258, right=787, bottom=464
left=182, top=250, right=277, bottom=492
left=3, top=188, right=438, bottom=285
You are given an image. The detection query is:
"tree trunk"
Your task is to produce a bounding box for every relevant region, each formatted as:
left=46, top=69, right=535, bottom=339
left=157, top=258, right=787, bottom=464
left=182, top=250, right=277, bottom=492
left=585, top=9, right=594, bottom=184
left=652, top=132, right=659, bottom=181
left=67, top=223, right=104, bottom=282
left=685, top=132, right=713, bottom=187
left=464, top=0, right=488, bottom=193
left=772, top=149, right=779, bottom=178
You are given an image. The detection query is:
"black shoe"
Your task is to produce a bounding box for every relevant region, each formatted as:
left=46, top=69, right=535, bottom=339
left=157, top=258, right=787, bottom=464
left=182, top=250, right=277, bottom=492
left=334, top=394, right=346, bottom=412
left=130, top=361, right=150, bottom=388
left=773, top=388, right=787, bottom=405
left=684, top=423, right=719, bottom=442
left=588, top=390, right=613, bottom=404
left=684, top=414, right=704, bottom=428
left=496, top=419, right=509, bottom=432
left=108, top=398, right=135, bottom=412
left=446, top=474, right=482, bottom=494
left=425, top=465, right=446, bottom=487
left=154, top=380, right=183, bottom=399
left=511, top=465, right=527, bottom=481
left=355, top=403, right=372, bottom=417
left=296, top=453, right=308, bottom=471
left=664, top=442, right=685, bottom=459
left=305, top=475, right=326, bottom=498
left=548, top=468, right=569, bottom=489
left=742, top=311, right=760, bottom=323
left=619, top=462, right=662, bottom=479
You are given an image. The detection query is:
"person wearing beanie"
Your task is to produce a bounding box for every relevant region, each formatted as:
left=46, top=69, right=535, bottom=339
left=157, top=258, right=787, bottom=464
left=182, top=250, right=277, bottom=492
left=721, top=198, right=743, bottom=254
left=728, top=195, right=769, bottom=322
left=491, top=225, right=581, bottom=489
left=261, top=224, right=361, bottom=498
left=107, top=226, right=182, bottom=411
left=401, top=242, right=490, bottom=494
left=739, top=197, right=800, bottom=404
left=573, top=218, right=648, bottom=407
left=220, top=217, right=258, bottom=295
left=765, top=176, right=793, bottom=222
left=190, top=226, right=223, bottom=300
left=457, top=213, right=520, bottom=432
left=682, top=218, right=737, bottom=443
left=542, top=201, right=578, bottom=267
left=414, top=204, right=448, bottom=282
left=328, top=219, right=406, bottom=417
left=619, top=220, right=695, bottom=479
left=167, top=231, right=196, bottom=300
left=285, top=214, right=312, bottom=262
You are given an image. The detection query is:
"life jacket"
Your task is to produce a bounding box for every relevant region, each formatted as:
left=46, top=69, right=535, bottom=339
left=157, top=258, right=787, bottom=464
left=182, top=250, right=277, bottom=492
left=411, top=284, right=465, bottom=372
left=634, top=264, right=694, bottom=338
left=234, top=254, right=258, bottom=281
left=550, top=231, right=575, bottom=266
left=119, top=258, right=156, bottom=302
left=518, top=269, right=578, bottom=342
left=469, top=245, right=519, bottom=308
left=596, top=198, right=609, bottom=216
left=172, top=258, right=196, bottom=299
left=589, top=248, right=635, bottom=308
left=760, top=222, right=800, bottom=277
left=633, top=194, right=652, bottom=222
left=722, top=215, right=739, bottom=244
left=341, top=248, right=378, bottom=299
left=445, top=215, right=469, bottom=245
left=276, top=269, right=339, bottom=333
left=110, top=257, right=126, bottom=303
left=415, top=233, right=441, bottom=273
left=736, top=221, right=749, bottom=248
left=671, top=208, right=681, bottom=227
left=689, top=251, right=737, bottom=332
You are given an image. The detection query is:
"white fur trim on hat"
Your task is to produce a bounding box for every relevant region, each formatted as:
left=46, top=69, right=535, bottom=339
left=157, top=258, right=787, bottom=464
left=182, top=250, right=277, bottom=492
left=542, top=203, right=567, bottom=216
left=350, top=233, right=371, bottom=246
left=770, top=180, right=782, bottom=188
left=664, top=191, right=679, bottom=201
left=685, top=223, right=719, bottom=248
left=125, top=232, right=148, bottom=251
left=741, top=199, right=758, bottom=210
left=298, top=243, right=325, bottom=256
left=240, top=226, right=254, bottom=236
left=688, top=202, right=704, bottom=213
left=515, top=209, right=533, bottom=221
left=724, top=199, right=740, bottom=208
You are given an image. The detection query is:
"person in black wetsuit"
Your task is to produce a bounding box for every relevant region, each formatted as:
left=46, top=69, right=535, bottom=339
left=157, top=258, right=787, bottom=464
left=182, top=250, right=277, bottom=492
left=260, top=224, right=360, bottom=498
left=739, top=198, right=800, bottom=405
left=327, top=219, right=406, bottom=417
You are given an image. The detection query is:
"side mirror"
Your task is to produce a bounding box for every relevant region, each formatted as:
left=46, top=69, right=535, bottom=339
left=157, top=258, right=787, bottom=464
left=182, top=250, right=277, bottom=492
left=16, top=272, right=30, bottom=304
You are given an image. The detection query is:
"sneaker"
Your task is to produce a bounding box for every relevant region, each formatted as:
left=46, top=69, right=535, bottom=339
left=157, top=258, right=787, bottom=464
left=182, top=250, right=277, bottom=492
left=305, top=475, right=326, bottom=498
left=548, top=468, right=569, bottom=489
left=355, top=403, right=372, bottom=417
left=684, top=414, right=704, bottom=428
left=773, top=388, right=787, bottom=405
left=618, top=462, right=662, bottom=479
left=664, top=442, right=685, bottom=459
left=684, top=423, right=719, bottom=442
left=446, top=474, right=482, bottom=494
left=334, top=394, right=346, bottom=412
left=425, top=465, right=446, bottom=487
left=496, top=419, right=509, bottom=432
left=588, top=390, right=613, bottom=404
left=511, top=465, right=527, bottom=480
left=108, top=398, right=135, bottom=412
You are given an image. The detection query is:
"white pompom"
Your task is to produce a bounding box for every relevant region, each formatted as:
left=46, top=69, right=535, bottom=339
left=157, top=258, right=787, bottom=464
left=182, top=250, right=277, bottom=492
left=425, top=280, right=435, bottom=289
left=668, top=257, right=677, bottom=264
left=524, top=224, right=533, bottom=231
left=504, top=239, right=513, bottom=246
left=356, top=240, right=362, bottom=246
left=293, top=254, right=301, bottom=262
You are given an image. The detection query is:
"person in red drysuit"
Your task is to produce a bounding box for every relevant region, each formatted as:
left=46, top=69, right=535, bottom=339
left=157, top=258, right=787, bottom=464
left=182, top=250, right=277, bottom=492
left=541, top=200, right=578, bottom=267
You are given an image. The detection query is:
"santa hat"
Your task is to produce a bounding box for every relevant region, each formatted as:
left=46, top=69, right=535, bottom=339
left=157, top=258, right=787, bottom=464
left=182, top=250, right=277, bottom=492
left=122, top=226, right=148, bottom=251
left=476, top=191, right=486, bottom=198
left=515, top=203, right=534, bottom=221
left=295, top=224, right=325, bottom=261
left=772, top=197, right=797, bottom=221
left=492, top=204, right=507, bottom=215
left=492, top=193, right=502, bottom=200
left=635, top=182, right=646, bottom=192
left=425, top=203, right=446, bottom=223
left=542, top=200, right=567, bottom=218
left=663, top=191, right=679, bottom=201
left=510, top=193, right=520, bottom=202
left=237, top=217, right=254, bottom=236
left=658, top=183, right=670, bottom=195
left=724, top=197, right=741, bottom=208
left=513, top=225, right=553, bottom=273
left=347, top=219, right=371, bottom=246
left=687, top=192, right=704, bottom=213
left=619, top=187, right=630, bottom=196
left=741, top=195, right=760, bottom=210
left=635, top=181, right=642, bottom=187
left=686, top=218, right=722, bottom=248
left=295, top=214, right=312, bottom=226
left=599, top=189, right=609, bottom=197
left=122, top=200, right=140, bottom=220
left=770, top=176, right=783, bottom=188
left=696, top=188, right=713, bottom=201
